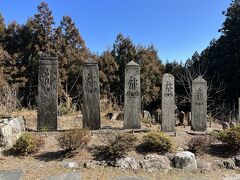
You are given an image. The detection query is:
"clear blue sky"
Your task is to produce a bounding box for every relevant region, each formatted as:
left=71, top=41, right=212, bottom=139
left=0, top=0, right=232, bottom=62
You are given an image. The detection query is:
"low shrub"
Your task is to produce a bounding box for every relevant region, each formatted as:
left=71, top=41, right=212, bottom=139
left=94, top=132, right=137, bottom=161
left=57, top=129, right=91, bottom=152
left=187, top=135, right=213, bottom=154
left=216, top=126, right=240, bottom=152
left=138, top=131, right=174, bottom=153
left=12, top=133, right=44, bottom=155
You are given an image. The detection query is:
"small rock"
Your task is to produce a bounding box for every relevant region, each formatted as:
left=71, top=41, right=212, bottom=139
left=0, top=117, right=25, bottom=148
left=235, top=155, right=240, bottom=167
left=216, top=159, right=235, bottom=169
left=0, top=124, right=13, bottom=147
left=62, top=162, right=78, bottom=169
left=223, top=160, right=235, bottom=170
left=44, top=172, right=82, bottom=180
left=115, top=157, right=140, bottom=170
left=143, top=110, right=152, bottom=121
left=38, top=164, right=44, bottom=168
left=177, top=147, right=184, bottom=151
left=230, top=122, right=237, bottom=129
left=139, top=154, right=171, bottom=171
left=173, top=151, right=197, bottom=171
left=222, top=122, right=230, bottom=131
left=178, top=111, right=185, bottom=125
left=83, top=160, right=106, bottom=168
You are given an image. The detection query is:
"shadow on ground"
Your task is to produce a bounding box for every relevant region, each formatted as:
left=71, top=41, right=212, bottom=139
left=35, top=150, right=77, bottom=162
left=207, top=143, right=237, bottom=158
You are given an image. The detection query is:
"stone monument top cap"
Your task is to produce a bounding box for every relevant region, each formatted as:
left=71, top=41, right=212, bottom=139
left=163, top=73, right=174, bottom=78
left=193, top=76, right=207, bottom=83
left=126, top=60, right=139, bottom=67
left=84, top=58, right=97, bottom=65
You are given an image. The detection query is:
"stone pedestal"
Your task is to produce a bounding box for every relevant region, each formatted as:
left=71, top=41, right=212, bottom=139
left=37, top=57, right=58, bottom=131
left=82, top=58, right=101, bottom=130
left=123, top=60, right=141, bottom=129
left=191, top=76, right=207, bottom=131
left=161, top=73, right=175, bottom=132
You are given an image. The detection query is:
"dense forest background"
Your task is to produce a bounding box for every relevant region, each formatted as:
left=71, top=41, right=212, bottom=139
left=0, top=1, right=239, bottom=119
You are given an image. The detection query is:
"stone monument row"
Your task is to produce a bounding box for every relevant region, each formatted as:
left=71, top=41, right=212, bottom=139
left=191, top=76, right=207, bottom=131
left=37, top=57, right=208, bottom=132
left=37, top=56, right=58, bottom=131
left=161, top=73, right=175, bottom=132
left=82, top=58, right=101, bottom=130
left=123, top=60, right=141, bottom=129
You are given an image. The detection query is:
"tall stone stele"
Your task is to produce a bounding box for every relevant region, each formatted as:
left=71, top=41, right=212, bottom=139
left=123, top=60, right=141, bottom=129
left=37, top=56, right=58, bottom=131
left=82, top=58, right=101, bottom=130
left=161, top=73, right=175, bottom=132
left=191, top=76, right=207, bottom=131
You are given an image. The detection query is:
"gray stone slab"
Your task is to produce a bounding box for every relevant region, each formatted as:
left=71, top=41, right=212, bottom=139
left=44, top=172, right=82, bottom=180
left=82, top=58, right=101, bottom=130
left=0, top=170, right=23, bottom=180
left=123, top=60, right=141, bottom=129
left=191, top=77, right=207, bottom=131
left=161, top=73, right=175, bottom=132
left=221, top=177, right=240, bottom=180
left=37, top=56, right=58, bottom=131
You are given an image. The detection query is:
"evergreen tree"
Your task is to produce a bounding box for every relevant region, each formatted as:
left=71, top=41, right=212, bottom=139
left=99, top=50, right=119, bottom=101
left=111, top=33, right=137, bottom=104
left=33, top=1, right=54, bottom=54
left=200, top=0, right=240, bottom=112
left=137, top=45, right=164, bottom=109
left=54, top=15, right=89, bottom=103
left=0, top=13, right=5, bottom=45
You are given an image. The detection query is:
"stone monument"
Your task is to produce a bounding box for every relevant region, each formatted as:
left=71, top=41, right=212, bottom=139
left=37, top=56, right=58, bottom=131
left=82, top=58, right=101, bottom=130
left=123, top=60, right=141, bottom=129
left=191, top=76, right=207, bottom=131
left=161, top=73, right=175, bottom=132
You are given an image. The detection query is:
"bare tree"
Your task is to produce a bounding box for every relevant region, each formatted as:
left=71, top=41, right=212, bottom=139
left=0, top=84, right=21, bottom=113
left=174, top=58, right=226, bottom=118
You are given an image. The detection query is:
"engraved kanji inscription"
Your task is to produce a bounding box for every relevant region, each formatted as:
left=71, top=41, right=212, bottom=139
left=85, top=73, right=99, bottom=93
left=164, top=81, right=173, bottom=97
left=126, top=76, right=139, bottom=98
left=195, top=87, right=204, bottom=105
left=40, top=68, right=56, bottom=92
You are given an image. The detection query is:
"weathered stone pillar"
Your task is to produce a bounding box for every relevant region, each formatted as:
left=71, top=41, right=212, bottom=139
left=191, top=76, right=207, bottom=131
left=37, top=56, right=58, bottom=131
left=82, top=58, right=101, bottom=130
left=123, top=60, right=141, bottom=129
left=161, top=73, right=175, bottom=132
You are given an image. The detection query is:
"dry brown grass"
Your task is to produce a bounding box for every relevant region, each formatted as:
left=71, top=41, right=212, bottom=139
left=0, top=119, right=238, bottom=179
